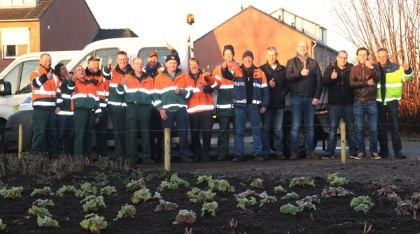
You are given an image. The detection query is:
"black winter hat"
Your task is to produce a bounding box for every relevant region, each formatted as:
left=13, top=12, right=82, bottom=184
left=242, top=50, right=254, bottom=60
left=223, top=44, right=234, bottom=56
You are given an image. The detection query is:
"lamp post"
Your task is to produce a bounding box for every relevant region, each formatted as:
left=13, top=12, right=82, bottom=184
left=187, top=13, right=195, bottom=60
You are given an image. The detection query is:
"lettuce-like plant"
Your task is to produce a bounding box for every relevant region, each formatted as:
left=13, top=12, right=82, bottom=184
left=56, top=185, right=76, bottom=197
left=0, top=218, right=6, bottom=230
left=0, top=186, right=24, bottom=199
left=154, top=199, right=179, bottom=211
left=201, top=201, right=218, bottom=217
left=250, top=178, right=264, bottom=188
left=75, top=182, right=97, bottom=198
left=28, top=205, right=52, bottom=218
left=114, top=204, right=136, bottom=220
left=259, top=191, right=277, bottom=207
left=81, top=195, right=106, bottom=212
left=236, top=197, right=257, bottom=210
left=273, top=185, right=285, bottom=193
left=126, top=178, right=146, bottom=191
left=280, top=203, right=300, bottom=215
left=281, top=191, right=299, bottom=200
left=80, top=213, right=107, bottom=233
left=289, top=177, right=315, bottom=188
left=350, top=195, right=375, bottom=214
left=327, top=173, right=349, bottom=187
left=187, top=187, right=216, bottom=203
left=173, top=209, right=196, bottom=225
left=100, top=186, right=117, bottom=196
left=37, top=215, right=59, bottom=228
left=30, top=187, right=54, bottom=197
left=131, top=188, right=152, bottom=204
left=33, top=199, right=54, bottom=208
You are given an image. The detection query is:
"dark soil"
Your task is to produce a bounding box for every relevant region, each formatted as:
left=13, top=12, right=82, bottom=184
left=1, top=157, right=420, bottom=234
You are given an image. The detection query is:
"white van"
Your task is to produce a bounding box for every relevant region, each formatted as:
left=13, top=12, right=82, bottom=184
left=0, top=50, right=80, bottom=146
left=3, top=38, right=189, bottom=151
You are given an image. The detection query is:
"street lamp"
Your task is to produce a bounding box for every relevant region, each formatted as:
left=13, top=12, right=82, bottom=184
left=187, top=14, right=195, bottom=60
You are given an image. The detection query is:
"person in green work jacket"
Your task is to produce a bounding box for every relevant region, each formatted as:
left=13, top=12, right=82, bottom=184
left=117, top=57, right=155, bottom=166
left=375, top=48, right=413, bottom=159
left=67, top=65, right=101, bottom=161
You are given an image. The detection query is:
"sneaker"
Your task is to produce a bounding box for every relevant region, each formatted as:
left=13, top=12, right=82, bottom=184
left=253, top=153, right=265, bottom=162
left=355, top=152, right=365, bottom=160
left=371, top=153, right=382, bottom=160
left=306, top=151, right=319, bottom=159
left=276, top=153, right=286, bottom=160
left=349, top=153, right=357, bottom=159
left=232, top=155, right=244, bottom=163
left=321, top=153, right=335, bottom=159
left=289, top=152, right=299, bottom=160
left=394, top=151, right=406, bottom=159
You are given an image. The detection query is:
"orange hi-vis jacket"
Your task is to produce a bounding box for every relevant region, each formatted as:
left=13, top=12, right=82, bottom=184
left=103, top=64, right=133, bottom=108
left=153, top=68, right=192, bottom=112
left=67, top=78, right=101, bottom=116
left=30, top=65, right=59, bottom=108
left=187, top=71, right=218, bottom=114
left=212, top=61, right=238, bottom=116
left=116, top=71, right=154, bottom=105
left=86, top=68, right=108, bottom=108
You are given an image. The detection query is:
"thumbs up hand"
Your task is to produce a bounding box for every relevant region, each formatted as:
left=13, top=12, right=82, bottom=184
left=331, top=69, right=338, bottom=79
left=269, top=78, right=275, bottom=87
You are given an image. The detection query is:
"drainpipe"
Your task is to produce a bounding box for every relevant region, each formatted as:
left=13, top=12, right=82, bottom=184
left=312, top=40, right=317, bottom=58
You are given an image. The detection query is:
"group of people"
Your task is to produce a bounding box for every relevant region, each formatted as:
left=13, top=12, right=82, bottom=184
left=29, top=39, right=413, bottom=165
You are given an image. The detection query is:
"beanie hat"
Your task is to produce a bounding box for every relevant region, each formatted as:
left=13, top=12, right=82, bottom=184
left=165, top=54, right=180, bottom=64
left=242, top=50, right=254, bottom=60
left=223, top=44, right=234, bottom=56
left=54, top=63, right=64, bottom=76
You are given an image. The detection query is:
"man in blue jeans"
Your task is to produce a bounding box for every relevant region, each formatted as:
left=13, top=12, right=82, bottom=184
left=349, top=47, right=381, bottom=160
left=376, top=48, right=413, bottom=159
left=322, top=50, right=358, bottom=159
left=259, top=46, right=288, bottom=160
left=285, top=40, right=323, bottom=160
left=224, top=50, right=269, bottom=162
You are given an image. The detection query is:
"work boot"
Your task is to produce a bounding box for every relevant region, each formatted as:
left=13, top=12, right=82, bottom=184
left=217, top=155, right=227, bottom=161
left=394, top=151, right=406, bottom=159
left=306, top=151, right=319, bottom=159
left=289, top=152, right=299, bottom=160
left=201, top=152, right=211, bottom=162
left=253, top=152, right=265, bottom=162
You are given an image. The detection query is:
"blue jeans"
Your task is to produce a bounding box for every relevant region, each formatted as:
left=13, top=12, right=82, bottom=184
left=290, top=96, right=315, bottom=153
left=262, top=108, right=284, bottom=154
left=234, top=105, right=262, bottom=156
left=327, top=105, right=357, bottom=155
left=162, top=108, right=192, bottom=159
left=353, top=102, right=378, bottom=154
left=377, top=100, right=402, bottom=154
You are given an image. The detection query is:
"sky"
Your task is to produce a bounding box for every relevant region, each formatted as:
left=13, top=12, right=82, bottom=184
left=85, top=0, right=357, bottom=60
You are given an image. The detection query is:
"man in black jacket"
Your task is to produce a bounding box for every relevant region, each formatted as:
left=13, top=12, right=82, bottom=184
left=259, top=47, right=288, bottom=159
left=322, top=50, right=357, bottom=159
left=285, top=40, right=323, bottom=160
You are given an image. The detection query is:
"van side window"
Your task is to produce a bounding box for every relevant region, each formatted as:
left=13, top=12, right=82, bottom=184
left=138, top=47, right=168, bottom=65
left=73, top=48, right=119, bottom=70
left=19, top=60, right=38, bottom=94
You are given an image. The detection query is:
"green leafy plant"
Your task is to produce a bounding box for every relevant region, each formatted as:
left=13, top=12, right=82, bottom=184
left=298, top=201, right=317, bottom=211
left=28, top=205, right=52, bottom=218
left=33, top=199, right=54, bottom=208
left=0, top=218, right=6, bottom=231
left=273, top=185, right=285, bottom=193
left=250, top=178, right=264, bottom=188
left=210, top=179, right=235, bottom=192
left=80, top=195, right=106, bottom=212
left=80, top=213, right=108, bottom=233
left=131, top=188, right=152, bottom=204
left=281, top=191, right=299, bottom=200
left=75, top=182, right=98, bottom=198
left=350, top=195, right=375, bottom=214
left=236, top=197, right=257, bottom=210
left=289, top=177, right=315, bottom=188
left=201, top=201, right=218, bottom=217
left=259, top=191, right=277, bottom=207
left=56, top=185, right=76, bottom=197
left=154, top=199, right=179, bottom=211
left=37, top=215, right=59, bottom=228
left=114, top=204, right=136, bottom=220
left=197, top=175, right=213, bottom=184
left=0, top=186, right=24, bottom=199
left=187, top=187, right=216, bottom=203
left=100, top=186, right=117, bottom=196
left=126, top=178, right=146, bottom=191
left=280, top=203, right=300, bottom=215
left=30, top=186, right=54, bottom=197
left=327, top=173, right=349, bottom=187
left=158, top=174, right=190, bottom=192
left=173, top=209, right=196, bottom=225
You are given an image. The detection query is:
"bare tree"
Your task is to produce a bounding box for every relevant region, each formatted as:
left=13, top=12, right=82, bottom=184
left=332, top=0, right=420, bottom=132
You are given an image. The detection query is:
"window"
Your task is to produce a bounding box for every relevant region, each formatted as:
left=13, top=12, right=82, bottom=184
left=1, top=59, right=37, bottom=94
left=71, top=48, right=119, bottom=71
left=0, top=0, right=37, bottom=7
left=1, top=28, right=29, bottom=59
